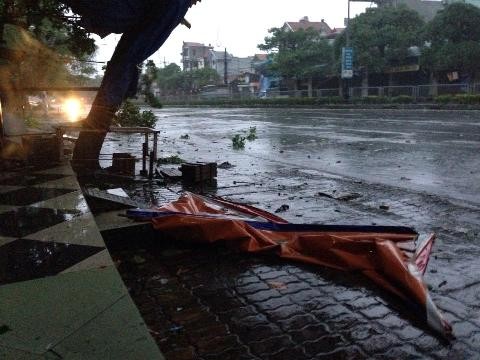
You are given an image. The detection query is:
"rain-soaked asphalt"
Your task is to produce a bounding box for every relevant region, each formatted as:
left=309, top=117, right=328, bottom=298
left=103, top=108, right=480, bottom=359
left=107, top=108, right=480, bottom=204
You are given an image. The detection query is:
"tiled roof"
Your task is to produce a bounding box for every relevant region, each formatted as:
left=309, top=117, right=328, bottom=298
left=285, top=17, right=332, bottom=33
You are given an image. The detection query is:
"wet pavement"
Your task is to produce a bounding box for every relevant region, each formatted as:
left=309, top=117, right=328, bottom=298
left=105, top=108, right=480, bottom=359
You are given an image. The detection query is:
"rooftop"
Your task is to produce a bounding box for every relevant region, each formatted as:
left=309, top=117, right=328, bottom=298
left=284, top=16, right=332, bottom=33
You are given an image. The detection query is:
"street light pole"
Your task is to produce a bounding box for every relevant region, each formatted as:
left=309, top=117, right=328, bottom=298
left=346, top=0, right=351, bottom=48
left=343, top=0, right=352, bottom=100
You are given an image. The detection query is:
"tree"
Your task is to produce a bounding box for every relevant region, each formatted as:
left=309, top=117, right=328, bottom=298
left=140, top=60, right=160, bottom=105
left=0, top=0, right=97, bottom=112
left=334, top=5, right=424, bottom=89
left=421, top=3, right=480, bottom=85
left=153, top=64, right=220, bottom=96
left=259, top=28, right=333, bottom=96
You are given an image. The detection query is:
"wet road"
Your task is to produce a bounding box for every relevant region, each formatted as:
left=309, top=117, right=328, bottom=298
left=148, top=108, right=480, bottom=205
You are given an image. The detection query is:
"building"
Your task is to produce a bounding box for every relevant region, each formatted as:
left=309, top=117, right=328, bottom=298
left=282, top=16, right=332, bottom=34
left=181, top=42, right=256, bottom=83
left=209, top=50, right=254, bottom=83
left=282, top=16, right=345, bottom=43
left=181, top=42, right=213, bottom=71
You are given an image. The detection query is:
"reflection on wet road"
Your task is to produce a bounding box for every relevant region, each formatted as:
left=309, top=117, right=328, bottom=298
left=140, top=108, right=480, bottom=205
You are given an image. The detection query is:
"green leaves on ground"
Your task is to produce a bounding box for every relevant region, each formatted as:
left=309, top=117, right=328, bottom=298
left=232, top=127, right=258, bottom=149
left=157, top=155, right=185, bottom=165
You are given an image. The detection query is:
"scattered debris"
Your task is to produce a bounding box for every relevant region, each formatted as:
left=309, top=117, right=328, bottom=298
left=176, top=268, right=190, bottom=276
left=267, top=281, right=287, bottom=290
left=180, top=134, right=190, bottom=140
left=132, top=255, right=146, bottom=264
left=181, top=163, right=217, bottom=183
left=218, top=161, right=235, bottom=169
left=160, top=168, right=183, bottom=180
left=275, top=204, right=290, bottom=213
left=317, top=191, right=362, bottom=202
left=0, top=325, right=11, bottom=335
left=83, top=188, right=145, bottom=208
left=168, top=325, right=184, bottom=333
left=157, top=155, right=185, bottom=165
left=438, top=280, right=448, bottom=288
left=246, top=127, right=257, bottom=141
left=232, top=134, right=246, bottom=149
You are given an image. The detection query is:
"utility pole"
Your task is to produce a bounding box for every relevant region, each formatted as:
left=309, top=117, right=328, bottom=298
left=224, top=48, right=228, bottom=85
left=346, top=0, right=351, bottom=48
left=342, top=0, right=353, bottom=101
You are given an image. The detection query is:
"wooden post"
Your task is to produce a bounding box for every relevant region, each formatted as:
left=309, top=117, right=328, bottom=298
left=140, top=142, right=148, bottom=177
left=144, top=133, right=149, bottom=156
left=56, top=128, right=64, bottom=163
left=153, top=132, right=158, bottom=162
left=149, top=151, right=154, bottom=179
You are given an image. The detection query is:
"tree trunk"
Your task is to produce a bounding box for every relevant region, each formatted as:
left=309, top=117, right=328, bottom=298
left=72, top=104, right=116, bottom=173
left=361, top=68, right=369, bottom=97
left=429, top=72, right=438, bottom=97
left=307, top=77, right=313, bottom=98
left=293, top=78, right=298, bottom=97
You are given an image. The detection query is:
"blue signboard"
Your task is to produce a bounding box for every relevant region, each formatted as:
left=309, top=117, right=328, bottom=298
left=342, top=47, right=354, bottom=79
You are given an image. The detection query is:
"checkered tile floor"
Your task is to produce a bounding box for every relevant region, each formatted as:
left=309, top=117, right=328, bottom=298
left=0, top=164, right=161, bottom=359
left=0, top=166, right=108, bottom=284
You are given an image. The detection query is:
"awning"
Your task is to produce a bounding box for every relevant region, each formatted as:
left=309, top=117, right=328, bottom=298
left=128, top=192, right=452, bottom=338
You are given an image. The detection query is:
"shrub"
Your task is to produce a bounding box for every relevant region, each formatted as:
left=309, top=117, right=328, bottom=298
left=328, top=96, right=344, bottom=104
left=453, top=94, right=480, bottom=105
left=115, top=100, right=157, bottom=128
left=362, top=96, right=388, bottom=104
left=434, top=95, right=454, bottom=104
left=391, top=95, right=414, bottom=104
left=145, top=92, right=163, bottom=108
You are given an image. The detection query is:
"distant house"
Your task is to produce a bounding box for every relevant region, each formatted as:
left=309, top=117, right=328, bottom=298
left=282, top=16, right=344, bottom=43
left=181, top=42, right=257, bottom=84
left=181, top=42, right=213, bottom=71
left=209, top=50, right=254, bottom=83
left=282, top=16, right=332, bottom=34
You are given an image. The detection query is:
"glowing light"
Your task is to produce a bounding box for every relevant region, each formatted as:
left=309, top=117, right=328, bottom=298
left=63, top=98, right=82, bottom=122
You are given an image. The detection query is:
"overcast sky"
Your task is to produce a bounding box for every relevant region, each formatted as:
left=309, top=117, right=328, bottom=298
left=93, top=0, right=373, bottom=69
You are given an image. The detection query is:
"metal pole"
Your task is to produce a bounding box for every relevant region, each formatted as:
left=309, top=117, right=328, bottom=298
left=346, top=0, right=351, bottom=47
left=343, top=0, right=351, bottom=101
left=224, top=48, right=228, bottom=85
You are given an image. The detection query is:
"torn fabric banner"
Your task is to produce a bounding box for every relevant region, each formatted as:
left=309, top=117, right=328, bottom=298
left=127, top=192, right=452, bottom=338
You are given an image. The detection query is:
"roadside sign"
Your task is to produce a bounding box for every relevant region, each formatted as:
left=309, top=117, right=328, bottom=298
left=342, top=47, right=354, bottom=79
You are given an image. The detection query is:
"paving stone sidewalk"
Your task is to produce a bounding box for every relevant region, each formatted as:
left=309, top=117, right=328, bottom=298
left=112, top=164, right=480, bottom=360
